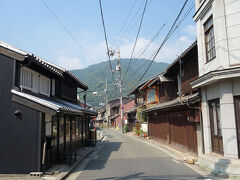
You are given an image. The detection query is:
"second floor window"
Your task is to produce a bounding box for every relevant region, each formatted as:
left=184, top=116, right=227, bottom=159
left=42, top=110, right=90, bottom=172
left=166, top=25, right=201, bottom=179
left=21, top=67, right=33, bottom=89
left=20, top=67, right=52, bottom=96
left=147, top=88, right=155, bottom=103
left=204, top=16, right=216, bottom=62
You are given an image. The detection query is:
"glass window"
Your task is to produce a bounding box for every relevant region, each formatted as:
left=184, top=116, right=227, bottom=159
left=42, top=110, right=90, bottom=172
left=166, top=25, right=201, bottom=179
left=209, top=99, right=223, bottom=153
left=204, top=16, right=216, bottom=62
left=147, top=88, right=155, bottom=103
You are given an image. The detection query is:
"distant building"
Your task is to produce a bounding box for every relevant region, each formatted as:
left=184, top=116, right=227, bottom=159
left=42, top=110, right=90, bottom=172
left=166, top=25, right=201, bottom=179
left=0, top=41, right=97, bottom=173
left=108, top=97, right=134, bottom=129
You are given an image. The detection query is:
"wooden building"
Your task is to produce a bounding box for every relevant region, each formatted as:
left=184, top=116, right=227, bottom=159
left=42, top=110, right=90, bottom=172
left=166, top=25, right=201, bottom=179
left=0, top=41, right=97, bottom=173
left=141, top=41, right=201, bottom=154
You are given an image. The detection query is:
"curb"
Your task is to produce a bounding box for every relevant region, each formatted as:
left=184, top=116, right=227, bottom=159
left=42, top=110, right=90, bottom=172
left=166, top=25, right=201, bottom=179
left=57, top=148, right=93, bottom=180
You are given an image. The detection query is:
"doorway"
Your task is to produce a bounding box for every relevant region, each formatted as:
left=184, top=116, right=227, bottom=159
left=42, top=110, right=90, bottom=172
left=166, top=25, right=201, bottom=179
left=234, top=96, right=240, bottom=158
left=209, top=99, right=223, bottom=154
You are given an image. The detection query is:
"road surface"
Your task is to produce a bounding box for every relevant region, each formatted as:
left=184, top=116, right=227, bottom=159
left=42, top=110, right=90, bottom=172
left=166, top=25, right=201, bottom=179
left=68, top=129, right=210, bottom=180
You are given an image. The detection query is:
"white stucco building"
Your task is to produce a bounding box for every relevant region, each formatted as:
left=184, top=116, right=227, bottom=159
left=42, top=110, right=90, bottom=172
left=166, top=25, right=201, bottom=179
left=191, top=0, right=240, bottom=176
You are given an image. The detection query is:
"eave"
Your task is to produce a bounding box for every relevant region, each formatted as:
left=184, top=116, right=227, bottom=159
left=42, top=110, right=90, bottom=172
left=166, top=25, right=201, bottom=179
left=191, top=67, right=240, bottom=88
left=193, top=0, right=213, bottom=22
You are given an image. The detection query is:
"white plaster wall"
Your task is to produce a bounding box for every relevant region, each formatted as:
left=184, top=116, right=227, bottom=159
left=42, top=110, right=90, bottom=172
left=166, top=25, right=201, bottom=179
left=224, top=0, right=240, bottom=66
left=201, top=87, right=212, bottom=154
left=201, top=79, right=239, bottom=158
left=219, top=79, right=238, bottom=158
left=195, top=0, right=240, bottom=77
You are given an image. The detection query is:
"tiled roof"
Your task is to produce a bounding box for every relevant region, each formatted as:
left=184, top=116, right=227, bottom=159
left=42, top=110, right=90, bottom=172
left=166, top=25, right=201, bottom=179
left=0, top=40, right=28, bottom=57
left=11, top=89, right=97, bottom=115
left=0, top=40, right=88, bottom=90
left=142, top=93, right=200, bottom=113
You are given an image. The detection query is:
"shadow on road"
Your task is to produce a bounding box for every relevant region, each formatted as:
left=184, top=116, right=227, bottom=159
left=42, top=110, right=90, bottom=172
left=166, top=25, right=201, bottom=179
left=95, top=172, right=204, bottom=180
left=84, top=140, right=122, bottom=171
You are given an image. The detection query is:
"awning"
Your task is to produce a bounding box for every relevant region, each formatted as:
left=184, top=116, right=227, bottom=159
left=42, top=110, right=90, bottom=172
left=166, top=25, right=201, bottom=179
left=191, top=67, right=240, bottom=88
left=142, top=93, right=200, bottom=113
left=11, top=89, right=97, bottom=116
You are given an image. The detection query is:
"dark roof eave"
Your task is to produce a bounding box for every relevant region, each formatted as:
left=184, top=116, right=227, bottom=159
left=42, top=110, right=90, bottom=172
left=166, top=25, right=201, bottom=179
left=143, top=94, right=200, bottom=113
left=65, top=71, right=88, bottom=90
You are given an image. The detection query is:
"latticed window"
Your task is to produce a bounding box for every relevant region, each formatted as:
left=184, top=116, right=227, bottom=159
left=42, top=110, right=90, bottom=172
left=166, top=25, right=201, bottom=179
left=21, top=67, right=33, bottom=89
left=204, top=16, right=216, bottom=62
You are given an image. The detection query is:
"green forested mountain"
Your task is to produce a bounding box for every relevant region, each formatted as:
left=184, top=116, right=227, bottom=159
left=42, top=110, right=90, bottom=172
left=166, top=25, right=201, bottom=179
left=71, top=58, right=168, bottom=108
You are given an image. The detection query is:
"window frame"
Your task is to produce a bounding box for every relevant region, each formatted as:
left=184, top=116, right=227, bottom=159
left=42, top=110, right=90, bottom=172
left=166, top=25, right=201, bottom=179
left=204, top=15, right=216, bottom=63
left=20, top=66, right=52, bottom=97
left=146, top=88, right=156, bottom=104
left=209, top=99, right=223, bottom=154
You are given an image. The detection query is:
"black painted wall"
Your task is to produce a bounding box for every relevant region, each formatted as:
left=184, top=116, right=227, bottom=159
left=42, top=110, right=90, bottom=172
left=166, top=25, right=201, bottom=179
left=0, top=54, right=41, bottom=173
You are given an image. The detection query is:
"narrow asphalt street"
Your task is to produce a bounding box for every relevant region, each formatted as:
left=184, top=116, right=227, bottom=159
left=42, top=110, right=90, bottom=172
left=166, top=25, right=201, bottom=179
left=69, top=129, right=207, bottom=180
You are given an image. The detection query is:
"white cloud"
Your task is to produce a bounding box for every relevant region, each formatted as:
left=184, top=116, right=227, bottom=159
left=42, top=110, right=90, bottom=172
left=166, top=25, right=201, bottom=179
left=56, top=56, right=84, bottom=70
left=115, top=36, right=194, bottom=64
left=54, top=27, right=196, bottom=69
left=182, top=24, right=196, bottom=37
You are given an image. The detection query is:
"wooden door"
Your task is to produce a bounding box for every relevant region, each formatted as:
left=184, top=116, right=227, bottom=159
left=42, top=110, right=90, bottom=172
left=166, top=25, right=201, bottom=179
left=209, top=99, right=223, bottom=154
left=187, top=122, right=197, bottom=153
left=234, top=96, right=240, bottom=158
left=169, top=113, right=175, bottom=145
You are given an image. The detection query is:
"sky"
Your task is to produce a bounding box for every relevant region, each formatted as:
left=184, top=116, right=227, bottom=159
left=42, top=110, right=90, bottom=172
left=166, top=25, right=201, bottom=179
left=0, top=0, right=196, bottom=70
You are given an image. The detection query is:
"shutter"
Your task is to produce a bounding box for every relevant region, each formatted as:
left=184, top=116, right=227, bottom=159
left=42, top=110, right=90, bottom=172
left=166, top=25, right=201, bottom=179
left=52, top=79, right=55, bottom=96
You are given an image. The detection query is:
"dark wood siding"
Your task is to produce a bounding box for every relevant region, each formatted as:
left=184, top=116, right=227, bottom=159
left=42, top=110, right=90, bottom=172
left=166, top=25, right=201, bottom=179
left=181, top=48, right=198, bottom=94
left=61, top=81, right=77, bottom=102
left=0, top=54, right=41, bottom=173
left=148, top=107, right=198, bottom=154
left=159, top=82, right=178, bottom=103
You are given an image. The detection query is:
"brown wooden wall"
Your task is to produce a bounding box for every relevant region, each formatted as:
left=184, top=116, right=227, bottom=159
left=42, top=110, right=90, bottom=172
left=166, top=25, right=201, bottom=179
left=159, top=82, right=178, bottom=103
left=181, top=53, right=198, bottom=94
left=148, top=107, right=198, bottom=154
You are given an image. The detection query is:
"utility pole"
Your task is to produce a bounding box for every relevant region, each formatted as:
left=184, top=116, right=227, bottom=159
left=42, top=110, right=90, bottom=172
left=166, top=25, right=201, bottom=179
left=115, top=48, right=124, bottom=133
left=105, top=78, right=109, bottom=128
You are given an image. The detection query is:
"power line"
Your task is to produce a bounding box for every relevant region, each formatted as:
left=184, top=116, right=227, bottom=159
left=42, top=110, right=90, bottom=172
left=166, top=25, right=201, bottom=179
left=112, top=0, right=153, bottom=51
left=123, top=0, right=149, bottom=82
left=111, top=0, right=145, bottom=50
left=111, top=0, right=139, bottom=48
left=40, top=0, right=94, bottom=61
left=127, top=0, right=185, bottom=79
left=132, top=0, right=184, bottom=62
left=133, top=0, right=192, bottom=88
left=98, top=0, right=118, bottom=95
